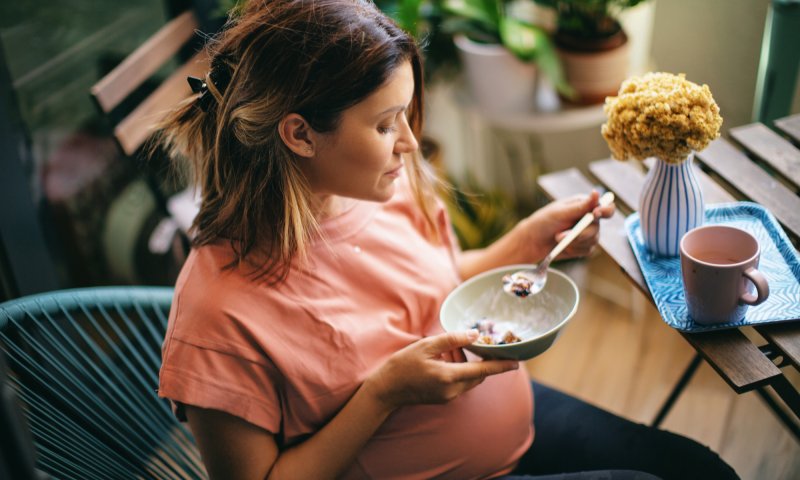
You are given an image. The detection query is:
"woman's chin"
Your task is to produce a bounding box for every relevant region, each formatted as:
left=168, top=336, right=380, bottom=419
left=372, top=181, right=397, bottom=203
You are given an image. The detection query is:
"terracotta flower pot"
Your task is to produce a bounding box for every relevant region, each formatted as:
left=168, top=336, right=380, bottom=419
left=555, top=30, right=630, bottom=105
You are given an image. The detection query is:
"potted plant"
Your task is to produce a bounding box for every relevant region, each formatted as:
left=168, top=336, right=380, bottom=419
left=534, top=0, right=650, bottom=104
left=375, top=0, right=463, bottom=84
left=439, top=0, right=573, bottom=113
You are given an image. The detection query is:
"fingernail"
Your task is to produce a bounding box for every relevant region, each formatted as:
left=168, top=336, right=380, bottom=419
left=466, top=329, right=479, bottom=340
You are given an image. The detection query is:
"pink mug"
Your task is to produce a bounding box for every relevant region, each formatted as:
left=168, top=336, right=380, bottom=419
left=679, top=225, right=770, bottom=324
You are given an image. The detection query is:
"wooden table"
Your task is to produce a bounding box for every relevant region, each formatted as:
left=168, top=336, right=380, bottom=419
left=538, top=113, right=800, bottom=441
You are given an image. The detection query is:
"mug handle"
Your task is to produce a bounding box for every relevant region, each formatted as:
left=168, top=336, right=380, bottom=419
left=740, top=267, right=770, bottom=306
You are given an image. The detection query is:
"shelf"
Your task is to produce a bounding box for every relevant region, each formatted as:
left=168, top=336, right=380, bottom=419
left=452, top=81, right=607, bottom=134
left=479, top=102, right=607, bottom=134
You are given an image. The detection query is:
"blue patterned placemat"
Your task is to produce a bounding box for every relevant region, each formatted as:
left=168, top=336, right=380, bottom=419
left=625, top=202, right=800, bottom=332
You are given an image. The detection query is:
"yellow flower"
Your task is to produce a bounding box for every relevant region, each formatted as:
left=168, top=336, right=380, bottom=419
left=601, top=72, right=723, bottom=164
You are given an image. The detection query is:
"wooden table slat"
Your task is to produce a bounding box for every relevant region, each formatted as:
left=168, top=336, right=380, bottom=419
left=587, top=159, right=645, bottom=210
left=775, top=113, right=800, bottom=146
left=756, top=323, right=800, bottom=370
left=537, top=168, right=783, bottom=392
left=696, top=138, right=800, bottom=240
left=729, top=123, right=800, bottom=190
left=683, top=330, right=782, bottom=393
left=732, top=117, right=800, bottom=374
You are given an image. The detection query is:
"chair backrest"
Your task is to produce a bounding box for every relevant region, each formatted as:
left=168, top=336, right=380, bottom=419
left=91, top=10, right=210, bottom=156
left=0, top=287, right=205, bottom=479
left=90, top=10, right=208, bottom=284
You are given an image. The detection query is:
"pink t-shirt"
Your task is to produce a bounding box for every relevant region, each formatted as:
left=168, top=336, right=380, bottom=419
left=159, top=178, right=534, bottom=479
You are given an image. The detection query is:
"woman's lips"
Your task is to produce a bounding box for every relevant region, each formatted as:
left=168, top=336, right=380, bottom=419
left=385, top=164, right=403, bottom=177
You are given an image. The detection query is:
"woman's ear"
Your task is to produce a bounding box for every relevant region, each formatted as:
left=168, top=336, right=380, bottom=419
left=278, top=113, right=316, bottom=157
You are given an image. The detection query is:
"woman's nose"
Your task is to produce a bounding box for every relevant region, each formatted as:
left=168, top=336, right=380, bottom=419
left=395, top=116, right=418, bottom=154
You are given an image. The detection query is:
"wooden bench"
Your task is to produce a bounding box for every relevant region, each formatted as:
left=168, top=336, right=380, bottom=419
left=538, top=112, right=800, bottom=441
left=91, top=10, right=208, bottom=231
left=89, top=10, right=209, bottom=281
left=91, top=10, right=209, bottom=158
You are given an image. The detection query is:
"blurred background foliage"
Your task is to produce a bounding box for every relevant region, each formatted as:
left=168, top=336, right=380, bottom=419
left=446, top=179, right=520, bottom=249
left=422, top=138, right=520, bottom=250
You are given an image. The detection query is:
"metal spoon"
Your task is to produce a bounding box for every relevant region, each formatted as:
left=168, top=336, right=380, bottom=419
left=502, top=191, right=615, bottom=298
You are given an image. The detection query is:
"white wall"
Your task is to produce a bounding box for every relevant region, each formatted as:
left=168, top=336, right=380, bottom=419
left=427, top=0, right=800, bottom=184
left=652, top=0, right=766, bottom=131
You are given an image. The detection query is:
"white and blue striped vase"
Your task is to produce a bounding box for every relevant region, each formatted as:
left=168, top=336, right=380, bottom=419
left=639, top=153, right=705, bottom=257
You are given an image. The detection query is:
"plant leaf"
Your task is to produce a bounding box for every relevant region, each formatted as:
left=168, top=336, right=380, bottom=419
left=440, top=17, right=499, bottom=43
left=499, top=17, right=575, bottom=98
left=443, top=0, right=499, bottom=32
left=498, top=17, right=542, bottom=62
left=532, top=30, right=576, bottom=99
left=396, top=0, right=424, bottom=37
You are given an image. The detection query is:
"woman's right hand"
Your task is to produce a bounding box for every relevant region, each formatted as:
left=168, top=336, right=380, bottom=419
left=364, top=331, right=519, bottom=411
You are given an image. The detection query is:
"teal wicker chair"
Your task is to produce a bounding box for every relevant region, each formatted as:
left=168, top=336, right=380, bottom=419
left=0, top=287, right=205, bottom=479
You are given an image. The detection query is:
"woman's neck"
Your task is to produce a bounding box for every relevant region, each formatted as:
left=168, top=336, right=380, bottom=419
left=312, top=195, right=357, bottom=221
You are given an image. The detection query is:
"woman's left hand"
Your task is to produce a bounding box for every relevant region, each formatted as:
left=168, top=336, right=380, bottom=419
left=518, top=190, right=615, bottom=262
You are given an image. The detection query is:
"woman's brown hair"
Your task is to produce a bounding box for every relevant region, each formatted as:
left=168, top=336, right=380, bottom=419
left=157, top=0, right=440, bottom=283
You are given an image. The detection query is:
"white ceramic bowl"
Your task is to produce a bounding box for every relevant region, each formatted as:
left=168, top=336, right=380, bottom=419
left=440, top=265, right=579, bottom=360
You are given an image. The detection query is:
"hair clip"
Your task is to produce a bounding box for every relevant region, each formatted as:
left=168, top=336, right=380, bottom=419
left=187, top=55, right=232, bottom=113
left=187, top=76, right=213, bottom=113
left=187, top=76, right=208, bottom=95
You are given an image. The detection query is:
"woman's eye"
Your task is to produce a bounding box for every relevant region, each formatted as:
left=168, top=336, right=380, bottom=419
left=378, top=111, right=406, bottom=134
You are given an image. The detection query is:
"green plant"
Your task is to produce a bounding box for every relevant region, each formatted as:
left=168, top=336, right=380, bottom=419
left=534, top=0, right=647, bottom=39
left=443, top=176, right=520, bottom=249
left=376, top=0, right=460, bottom=82
left=421, top=137, right=519, bottom=249
left=376, top=0, right=427, bottom=38
left=440, top=0, right=572, bottom=97
left=212, top=0, right=247, bottom=20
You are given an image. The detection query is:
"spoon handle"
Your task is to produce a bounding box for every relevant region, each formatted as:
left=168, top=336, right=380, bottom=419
left=545, top=191, right=615, bottom=262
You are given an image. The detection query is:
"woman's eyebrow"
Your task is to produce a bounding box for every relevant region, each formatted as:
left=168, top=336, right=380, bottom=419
left=376, top=105, right=407, bottom=116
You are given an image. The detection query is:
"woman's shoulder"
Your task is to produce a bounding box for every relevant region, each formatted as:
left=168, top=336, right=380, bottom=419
left=169, top=244, right=308, bottom=354
left=174, top=243, right=240, bottom=298
left=172, top=244, right=290, bottom=324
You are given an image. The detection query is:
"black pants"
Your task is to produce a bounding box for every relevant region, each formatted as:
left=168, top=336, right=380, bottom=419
left=498, top=382, right=739, bottom=480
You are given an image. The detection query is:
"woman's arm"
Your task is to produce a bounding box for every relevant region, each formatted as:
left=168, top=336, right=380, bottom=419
left=185, top=331, right=518, bottom=480
left=185, top=379, right=390, bottom=480
left=457, top=191, right=615, bottom=280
